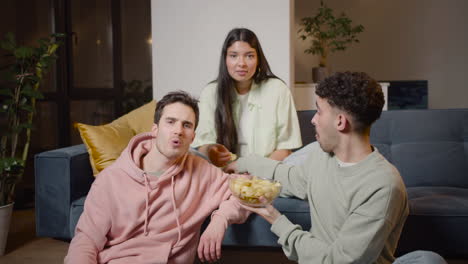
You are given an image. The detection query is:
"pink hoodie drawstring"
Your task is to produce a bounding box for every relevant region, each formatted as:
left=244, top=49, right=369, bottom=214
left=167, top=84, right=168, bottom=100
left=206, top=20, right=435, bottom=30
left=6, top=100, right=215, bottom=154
left=143, top=172, right=150, bottom=236
left=171, top=176, right=182, bottom=246
left=142, top=172, right=182, bottom=245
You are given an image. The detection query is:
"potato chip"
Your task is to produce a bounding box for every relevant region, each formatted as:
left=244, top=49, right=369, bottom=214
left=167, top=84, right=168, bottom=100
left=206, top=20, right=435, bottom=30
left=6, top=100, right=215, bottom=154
left=229, top=176, right=281, bottom=207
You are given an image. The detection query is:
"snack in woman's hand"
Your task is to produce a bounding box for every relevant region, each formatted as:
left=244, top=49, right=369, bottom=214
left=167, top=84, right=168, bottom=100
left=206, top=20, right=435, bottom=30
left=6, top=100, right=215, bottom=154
left=229, top=176, right=281, bottom=207
left=230, top=153, right=237, bottom=161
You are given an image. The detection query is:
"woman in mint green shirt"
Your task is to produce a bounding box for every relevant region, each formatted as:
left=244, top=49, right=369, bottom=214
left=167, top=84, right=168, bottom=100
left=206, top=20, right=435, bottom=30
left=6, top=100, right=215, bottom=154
left=192, top=28, right=302, bottom=167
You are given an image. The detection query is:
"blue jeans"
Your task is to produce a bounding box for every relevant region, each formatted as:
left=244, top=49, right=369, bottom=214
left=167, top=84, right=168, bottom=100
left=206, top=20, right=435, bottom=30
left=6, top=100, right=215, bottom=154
left=394, top=251, right=447, bottom=264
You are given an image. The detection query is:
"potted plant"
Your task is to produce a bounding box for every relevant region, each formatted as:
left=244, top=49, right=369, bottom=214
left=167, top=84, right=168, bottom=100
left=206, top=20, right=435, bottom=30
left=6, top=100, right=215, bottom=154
left=0, top=32, right=64, bottom=255
left=298, top=0, right=364, bottom=82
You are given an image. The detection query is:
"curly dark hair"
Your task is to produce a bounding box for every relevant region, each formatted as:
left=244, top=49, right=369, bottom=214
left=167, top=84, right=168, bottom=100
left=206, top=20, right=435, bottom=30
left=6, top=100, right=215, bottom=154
left=154, top=90, right=199, bottom=129
left=315, top=72, right=384, bottom=132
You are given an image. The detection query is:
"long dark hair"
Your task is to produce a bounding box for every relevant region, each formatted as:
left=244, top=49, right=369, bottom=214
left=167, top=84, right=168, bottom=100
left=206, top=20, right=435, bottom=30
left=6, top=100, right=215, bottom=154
left=214, top=28, right=277, bottom=152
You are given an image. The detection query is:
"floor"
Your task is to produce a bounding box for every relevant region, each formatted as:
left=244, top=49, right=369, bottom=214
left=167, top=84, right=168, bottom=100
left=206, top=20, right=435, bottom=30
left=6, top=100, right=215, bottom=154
left=1, top=209, right=467, bottom=264
left=1, top=209, right=69, bottom=263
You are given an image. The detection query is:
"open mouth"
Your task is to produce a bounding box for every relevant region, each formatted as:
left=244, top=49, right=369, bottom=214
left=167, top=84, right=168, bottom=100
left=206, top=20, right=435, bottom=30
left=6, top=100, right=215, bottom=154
left=171, top=139, right=181, bottom=147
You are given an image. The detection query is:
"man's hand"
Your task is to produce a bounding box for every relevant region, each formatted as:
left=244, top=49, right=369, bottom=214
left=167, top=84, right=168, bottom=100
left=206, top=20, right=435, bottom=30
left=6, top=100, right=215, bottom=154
left=207, top=144, right=233, bottom=167
left=239, top=197, right=281, bottom=224
left=197, top=216, right=226, bottom=263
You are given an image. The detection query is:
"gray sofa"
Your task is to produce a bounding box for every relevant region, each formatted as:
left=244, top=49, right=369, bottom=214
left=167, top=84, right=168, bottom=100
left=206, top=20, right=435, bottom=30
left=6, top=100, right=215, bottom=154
left=35, top=109, right=468, bottom=257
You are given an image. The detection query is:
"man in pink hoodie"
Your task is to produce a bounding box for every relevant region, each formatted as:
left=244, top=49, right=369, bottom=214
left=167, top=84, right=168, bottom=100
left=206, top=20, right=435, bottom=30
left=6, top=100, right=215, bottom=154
left=65, top=91, right=250, bottom=264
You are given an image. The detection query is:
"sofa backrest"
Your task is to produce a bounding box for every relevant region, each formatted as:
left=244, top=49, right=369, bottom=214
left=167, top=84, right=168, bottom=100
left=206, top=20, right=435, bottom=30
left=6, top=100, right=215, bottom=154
left=297, top=110, right=316, bottom=147
left=297, top=109, right=468, bottom=188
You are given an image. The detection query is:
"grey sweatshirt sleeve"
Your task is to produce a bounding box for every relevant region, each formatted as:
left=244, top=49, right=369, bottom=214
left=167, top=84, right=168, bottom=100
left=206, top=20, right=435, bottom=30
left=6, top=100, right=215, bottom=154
left=237, top=155, right=309, bottom=200
left=270, top=187, right=405, bottom=263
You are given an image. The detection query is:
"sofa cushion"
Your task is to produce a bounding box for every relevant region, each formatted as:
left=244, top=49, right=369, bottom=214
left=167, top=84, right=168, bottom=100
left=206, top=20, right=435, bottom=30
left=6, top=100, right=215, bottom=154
left=373, top=143, right=392, bottom=162
left=392, top=142, right=468, bottom=188
left=407, top=186, right=468, bottom=216
left=397, top=186, right=468, bottom=256
left=397, top=213, right=468, bottom=257
left=69, top=196, right=86, bottom=238
left=371, top=110, right=468, bottom=188
left=75, top=100, right=156, bottom=175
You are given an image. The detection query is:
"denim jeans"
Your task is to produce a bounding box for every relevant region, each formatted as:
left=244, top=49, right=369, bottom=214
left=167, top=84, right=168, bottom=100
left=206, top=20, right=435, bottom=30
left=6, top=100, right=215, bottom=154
left=394, top=251, right=447, bottom=264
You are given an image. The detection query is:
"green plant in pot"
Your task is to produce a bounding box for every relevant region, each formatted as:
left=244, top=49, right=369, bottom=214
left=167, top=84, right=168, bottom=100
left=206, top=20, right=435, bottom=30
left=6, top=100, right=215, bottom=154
left=0, top=32, right=64, bottom=254
left=298, top=0, right=364, bottom=82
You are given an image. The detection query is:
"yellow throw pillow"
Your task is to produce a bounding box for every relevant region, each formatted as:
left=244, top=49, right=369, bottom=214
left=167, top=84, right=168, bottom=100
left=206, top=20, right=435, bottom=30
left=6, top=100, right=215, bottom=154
left=75, top=100, right=157, bottom=176
left=113, top=100, right=156, bottom=134
left=74, top=122, right=134, bottom=175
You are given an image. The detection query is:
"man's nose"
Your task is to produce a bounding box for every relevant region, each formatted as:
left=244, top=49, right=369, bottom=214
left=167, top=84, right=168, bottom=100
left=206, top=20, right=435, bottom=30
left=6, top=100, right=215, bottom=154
left=311, top=114, right=316, bottom=126
left=174, top=123, right=183, bottom=134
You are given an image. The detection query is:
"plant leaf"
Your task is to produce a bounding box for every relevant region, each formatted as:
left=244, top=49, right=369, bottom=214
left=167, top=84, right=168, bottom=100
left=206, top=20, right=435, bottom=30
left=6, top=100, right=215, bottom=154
left=18, top=123, right=34, bottom=129
left=0, top=157, right=24, bottom=174
left=14, top=46, right=34, bottom=59
left=19, top=104, right=34, bottom=112
left=21, top=86, right=44, bottom=99
left=297, top=1, right=364, bottom=64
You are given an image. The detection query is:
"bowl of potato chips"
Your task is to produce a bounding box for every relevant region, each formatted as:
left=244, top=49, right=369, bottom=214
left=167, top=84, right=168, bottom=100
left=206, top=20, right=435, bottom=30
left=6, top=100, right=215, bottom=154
left=229, top=176, right=282, bottom=207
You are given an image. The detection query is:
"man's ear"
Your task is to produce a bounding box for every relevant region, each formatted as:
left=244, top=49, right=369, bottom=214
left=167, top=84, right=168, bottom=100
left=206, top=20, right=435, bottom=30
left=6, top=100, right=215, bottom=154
left=336, top=114, right=348, bottom=132
left=151, top=123, right=159, bottom=136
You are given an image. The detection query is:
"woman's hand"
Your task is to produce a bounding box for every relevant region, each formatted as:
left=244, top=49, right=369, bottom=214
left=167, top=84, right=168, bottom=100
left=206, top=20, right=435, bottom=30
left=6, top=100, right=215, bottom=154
left=268, top=149, right=292, bottom=161
left=207, top=144, right=234, bottom=167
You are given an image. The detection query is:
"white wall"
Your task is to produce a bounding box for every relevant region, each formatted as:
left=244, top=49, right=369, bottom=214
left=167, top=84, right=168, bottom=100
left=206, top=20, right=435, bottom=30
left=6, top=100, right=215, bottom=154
left=295, top=0, right=468, bottom=109
left=151, top=0, right=294, bottom=100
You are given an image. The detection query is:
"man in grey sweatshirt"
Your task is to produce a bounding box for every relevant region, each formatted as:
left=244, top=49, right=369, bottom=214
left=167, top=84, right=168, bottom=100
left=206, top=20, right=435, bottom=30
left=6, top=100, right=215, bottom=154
left=226, top=72, right=445, bottom=263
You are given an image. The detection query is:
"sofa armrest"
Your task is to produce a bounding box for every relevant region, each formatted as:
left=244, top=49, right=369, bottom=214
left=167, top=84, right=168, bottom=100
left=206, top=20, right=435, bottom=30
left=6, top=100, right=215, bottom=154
left=35, top=144, right=94, bottom=239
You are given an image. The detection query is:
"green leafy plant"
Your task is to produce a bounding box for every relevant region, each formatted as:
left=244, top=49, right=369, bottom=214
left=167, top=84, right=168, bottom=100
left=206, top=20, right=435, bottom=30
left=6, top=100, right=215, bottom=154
left=0, top=32, right=64, bottom=206
left=298, top=1, right=364, bottom=67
